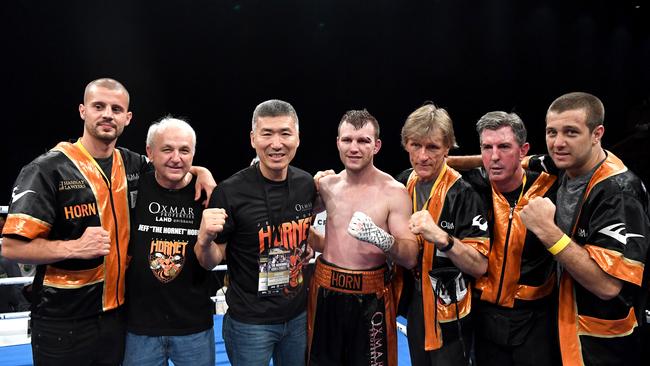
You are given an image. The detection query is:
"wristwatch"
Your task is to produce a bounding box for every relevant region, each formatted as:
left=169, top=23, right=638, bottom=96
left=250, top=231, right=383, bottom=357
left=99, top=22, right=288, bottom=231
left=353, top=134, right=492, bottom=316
left=438, top=234, right=455, bottom=252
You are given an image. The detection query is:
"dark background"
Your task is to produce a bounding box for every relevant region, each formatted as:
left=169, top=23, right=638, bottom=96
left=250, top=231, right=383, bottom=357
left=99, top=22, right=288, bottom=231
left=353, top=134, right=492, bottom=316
left=2, top=0, right=649, bottom=199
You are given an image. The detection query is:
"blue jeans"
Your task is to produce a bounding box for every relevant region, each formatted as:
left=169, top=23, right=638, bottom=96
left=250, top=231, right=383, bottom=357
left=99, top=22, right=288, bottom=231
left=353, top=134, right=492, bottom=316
left=122, top=328, right=215, bottom=366
left=222, top=311, right=306, bottom=366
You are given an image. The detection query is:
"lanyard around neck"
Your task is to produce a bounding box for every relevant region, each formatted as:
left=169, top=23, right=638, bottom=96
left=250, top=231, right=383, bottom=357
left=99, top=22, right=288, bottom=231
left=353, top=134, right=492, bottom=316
left=255, top=163, right=291, bottom=252
left=509, top=172, right=527, bottom=219
left=412, top=164, right=447, bottom=213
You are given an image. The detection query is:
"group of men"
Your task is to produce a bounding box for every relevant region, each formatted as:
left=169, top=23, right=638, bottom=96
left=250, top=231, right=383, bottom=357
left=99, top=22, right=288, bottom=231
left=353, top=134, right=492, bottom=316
left=0, top=77, right=648, bottom=366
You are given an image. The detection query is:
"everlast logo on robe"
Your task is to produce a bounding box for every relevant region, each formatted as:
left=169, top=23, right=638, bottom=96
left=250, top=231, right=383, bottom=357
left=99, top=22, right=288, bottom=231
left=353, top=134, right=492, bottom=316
left=63, top=202, right=97, bottom=220
left=330, top=270, right=363, bottom=291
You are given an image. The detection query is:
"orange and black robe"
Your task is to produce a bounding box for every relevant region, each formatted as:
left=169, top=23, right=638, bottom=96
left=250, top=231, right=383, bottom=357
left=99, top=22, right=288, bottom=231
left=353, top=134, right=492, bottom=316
left=3, top=140, right=145, bottom=320
left=400, top=164, right=490, bottom=351
left=555, top=152, right=649, bottom=366
left=467, top=168, right=558, bottom=308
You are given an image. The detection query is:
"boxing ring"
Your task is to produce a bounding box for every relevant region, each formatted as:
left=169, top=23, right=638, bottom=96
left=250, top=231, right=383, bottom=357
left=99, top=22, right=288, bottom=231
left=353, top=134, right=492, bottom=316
left=0, top=209, right=413, bottom=365
left=0, top=264, right=412, bottom=366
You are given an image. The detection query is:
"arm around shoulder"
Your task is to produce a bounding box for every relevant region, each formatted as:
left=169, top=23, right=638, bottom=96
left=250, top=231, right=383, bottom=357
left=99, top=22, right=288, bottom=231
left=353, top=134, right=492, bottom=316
left=190, top=166, right=217, bottom=206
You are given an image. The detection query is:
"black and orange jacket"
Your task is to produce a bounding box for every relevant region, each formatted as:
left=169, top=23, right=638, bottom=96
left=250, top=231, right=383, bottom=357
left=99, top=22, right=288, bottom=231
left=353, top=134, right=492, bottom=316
left=554, top=152, right=649, bottom=366
left=465, top=168, right=558, bottom=308
left=400, top=165, right=490, bottom=351
left=3, top=140, right=145, bottom=320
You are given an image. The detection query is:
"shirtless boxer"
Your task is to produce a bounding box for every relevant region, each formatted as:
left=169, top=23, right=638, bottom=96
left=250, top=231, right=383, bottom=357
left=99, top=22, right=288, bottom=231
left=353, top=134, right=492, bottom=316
left=307, top=109, right=418, bottom=366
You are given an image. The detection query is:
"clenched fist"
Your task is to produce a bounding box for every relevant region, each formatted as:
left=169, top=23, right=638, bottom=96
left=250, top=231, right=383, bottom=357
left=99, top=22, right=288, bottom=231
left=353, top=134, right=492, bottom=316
left=519, top=197, right=558, bottom=248
left=347, top=211, right=395, bottom=252
left=314, top=169, right=335, bottom=192
left=198, top=208, right=227, bottom=246
left=72, top=226, right=111, bottom=259
left=409, top=211, right=448, bottom=246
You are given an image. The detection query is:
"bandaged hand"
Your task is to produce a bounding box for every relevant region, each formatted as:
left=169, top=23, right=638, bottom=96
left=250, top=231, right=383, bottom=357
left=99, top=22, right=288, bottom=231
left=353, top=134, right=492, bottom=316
left=347, top=211, right=394, bottom=252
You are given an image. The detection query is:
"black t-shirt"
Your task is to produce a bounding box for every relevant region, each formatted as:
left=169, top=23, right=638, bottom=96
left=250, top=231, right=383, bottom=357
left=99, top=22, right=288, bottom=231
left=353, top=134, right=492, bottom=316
left=210, top=164, right=316, bottom=324
left=125, top=171, right=213, bottom=335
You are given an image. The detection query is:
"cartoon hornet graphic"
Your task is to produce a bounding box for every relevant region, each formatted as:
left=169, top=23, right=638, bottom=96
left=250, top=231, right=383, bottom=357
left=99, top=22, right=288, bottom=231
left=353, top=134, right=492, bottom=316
left=288, top=245, right=307, bottom=288
left=149, top=252, right=185, bottom=283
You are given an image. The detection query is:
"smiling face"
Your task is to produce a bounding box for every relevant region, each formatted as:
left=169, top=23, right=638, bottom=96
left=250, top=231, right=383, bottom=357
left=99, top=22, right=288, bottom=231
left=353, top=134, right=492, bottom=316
left=251, top=115, right=300, bottom=181
left=336, top=121, right=381, bottom=172
left=545, top=108, right=604, bottom=178
left=480, top=126, right=529, bottom=192
left=79, top=86, right=132, bottom=143
left=146, top=125, right=195, bottom=189
left=404, top=128, right=449, bottom=182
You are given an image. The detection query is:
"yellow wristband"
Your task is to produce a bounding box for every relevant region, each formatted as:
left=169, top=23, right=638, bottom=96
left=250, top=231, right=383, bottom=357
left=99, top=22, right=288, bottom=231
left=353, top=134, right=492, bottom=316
left=548, top=234, right=571, bottom=255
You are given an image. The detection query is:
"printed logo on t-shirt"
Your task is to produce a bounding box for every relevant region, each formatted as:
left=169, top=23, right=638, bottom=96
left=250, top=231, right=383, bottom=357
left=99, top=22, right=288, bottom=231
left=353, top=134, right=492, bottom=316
left=257, top=216, right=312, bottom=295
left=148, top=201, right=195, bottom=224
left=149, top=238, right=188, bottom=283
left=294, top=202, right=312, bottom=212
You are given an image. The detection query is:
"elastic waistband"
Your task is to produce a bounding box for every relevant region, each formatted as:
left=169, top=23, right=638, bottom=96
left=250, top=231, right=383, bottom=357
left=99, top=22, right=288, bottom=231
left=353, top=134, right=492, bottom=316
left=314, top=257, right=387, bottom=294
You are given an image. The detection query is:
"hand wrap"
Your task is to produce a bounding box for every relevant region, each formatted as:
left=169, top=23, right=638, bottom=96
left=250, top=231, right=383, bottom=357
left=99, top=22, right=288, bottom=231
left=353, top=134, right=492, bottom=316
left=347, top=211, right=395, bottom=252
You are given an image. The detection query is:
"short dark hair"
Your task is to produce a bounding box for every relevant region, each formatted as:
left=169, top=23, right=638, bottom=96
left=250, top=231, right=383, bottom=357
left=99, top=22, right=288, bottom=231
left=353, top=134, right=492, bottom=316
left=251, top=99, right=299, bottom=131
left=476, top=111, right=527, bottom=146
left=338, top=109, right=380, bottom=139
left=84, top=78, right=130, bottom=107
left=548, top=92, right=604, bottom=131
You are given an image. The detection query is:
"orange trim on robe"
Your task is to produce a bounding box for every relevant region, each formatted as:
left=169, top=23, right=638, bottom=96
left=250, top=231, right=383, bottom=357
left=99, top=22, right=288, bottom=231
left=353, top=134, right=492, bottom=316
left=558, top=151, right=641, bottom=366
left=43, top=265, right=105, bottom=288
left=54, top=141, right=131, bottom=311
left=584, top=245, right=644, bottom=287
left=477, top=172, right=556, bottom=307
left=3, top=213, right=51, bottom=239
left=406, top=165, right=472, bottom=351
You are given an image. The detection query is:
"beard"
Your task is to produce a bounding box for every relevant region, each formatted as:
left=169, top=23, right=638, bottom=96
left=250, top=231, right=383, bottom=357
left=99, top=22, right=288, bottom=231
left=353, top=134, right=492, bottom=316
left=86, top=120, right=123, bottom=142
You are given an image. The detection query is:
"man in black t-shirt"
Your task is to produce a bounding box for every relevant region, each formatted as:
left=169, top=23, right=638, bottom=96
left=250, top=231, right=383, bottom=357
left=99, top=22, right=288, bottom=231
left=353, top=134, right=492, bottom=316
left=198, top=100, right=315, bottom=366
left=123, top=117, right=222, bottom=366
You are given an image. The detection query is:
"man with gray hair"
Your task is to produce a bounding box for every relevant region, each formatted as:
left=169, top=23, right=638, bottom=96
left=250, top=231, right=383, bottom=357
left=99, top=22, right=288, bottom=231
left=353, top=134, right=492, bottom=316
left=123, top=117, right=225, bottom=366
left=460, top=111, right=560, bottom=366
left=198, top=99, right=316, bottom=365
